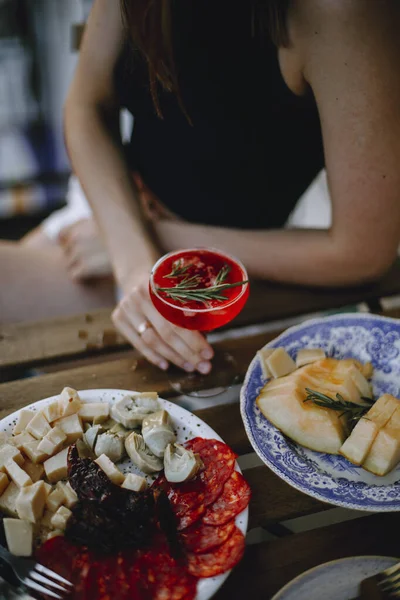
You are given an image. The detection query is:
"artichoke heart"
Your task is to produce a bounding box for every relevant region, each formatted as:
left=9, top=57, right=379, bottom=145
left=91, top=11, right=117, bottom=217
left=164, top=443, right=202, bottom=483
left=111, top=394, right=160, bottom=429
left=125, top=432, right=163, bottom=473
left=142, top=410, right=176, bottom=458
left=94, top=432, right=126, bottom=462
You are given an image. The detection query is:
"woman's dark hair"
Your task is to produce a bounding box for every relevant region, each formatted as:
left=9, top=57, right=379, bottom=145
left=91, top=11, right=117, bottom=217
left=120, top=0, right=291, bottom=118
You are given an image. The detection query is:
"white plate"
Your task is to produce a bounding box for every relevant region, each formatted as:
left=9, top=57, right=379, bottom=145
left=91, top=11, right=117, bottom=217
left=240, top=313, right=400, bottom=511
left=271, top=555, right=399, bottom=600
left=1, top=389, right=248, bottom=600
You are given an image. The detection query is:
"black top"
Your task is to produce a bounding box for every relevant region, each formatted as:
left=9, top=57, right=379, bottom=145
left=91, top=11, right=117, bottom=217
left=114, top=1, right=324, bottom=229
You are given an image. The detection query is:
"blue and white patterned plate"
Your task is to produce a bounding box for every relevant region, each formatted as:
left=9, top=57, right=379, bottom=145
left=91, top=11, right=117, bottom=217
left=240, top=313, right=400, bottom=511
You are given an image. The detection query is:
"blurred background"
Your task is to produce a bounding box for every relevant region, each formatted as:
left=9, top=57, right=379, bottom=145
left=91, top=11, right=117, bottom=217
left=0, top=0, right=93, bottom=240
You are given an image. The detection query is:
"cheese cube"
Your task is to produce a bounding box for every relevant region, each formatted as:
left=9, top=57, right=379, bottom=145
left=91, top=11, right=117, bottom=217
left=43, top=482, right=52, bottom=498
left=78, top=403, right=110, bottom=422
left=46, top=488, right=65, bottom=512
left=16, top=481, right=47, bottom=523
left=10, top=431, right=35, bottom=450
left=22, top=440, right=49, bottom=464
left=0, top=482, right=19, bottom=517
left=55, top=414, right=83, bottom=444
left=13, top=409, right=35, bottom=436
left=95, top=454, right=125, bottom=485
left=339, top=418, right=380, bottom=466
left=43, top=447, right=69, bottom=483
left=296, top=348, right=326, bottom=368
left=4, top=519, right=33, bottom=557
left=59, top=387, right=82, bottom=418
left=121, top=473, right=147, bottom=492
left=26, top=412, right=51, bottom=440
left=0, top=432, right=10, bottom=447
left=0, top=473, right=9, bottom=496
left=56, top=481, right=78, bottom=508
left=50, top=506, right=72, bottom=531
left=22, top=461, right=44, bottom=483
left=41, top=509, right=55, bottom=529
left=37, top=427, right=67, bottom=456
left=0, top=445, right=24, bottom=471
left=4, top=461, right=32, bottom=488
left=363, top=426, right=400, bottom=476
left=266, top=348, right=297, bottom=378
left=43, top=401, right=62, bottom=423
left=257, top=346, right=273, bottom=379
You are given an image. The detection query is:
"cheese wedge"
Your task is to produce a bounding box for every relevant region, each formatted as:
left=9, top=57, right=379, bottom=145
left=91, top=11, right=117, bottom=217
left=37, top=426, right=67, bottom=456
left=10, top=432, right=35, bottom=450
left=296, top=348, right=326, bottom=368
left=4, top=519, right=33, bottom=557
left=256, top=347, right=273, bottom=379
left=13, top=409, right=35, bottom=436
left=365, top=394, right=399, bottom=428
left=95, top=454, right=125, bottom=485
left=43, top=401, right=62, bottom=424
left=0, top=482, right=19, bottom=517
left=22, top=440, right=49, bottom=464
left=78, top=403, right=110, bottom=422
left=121, top=473, right=148, bottom=492
left=56, top=481, right=78, bottom=508
left=0, top=445, right=24, bottom=471
left=339, top=418, right=380, bottom=466
left=59, top=387, right=82, bottom=418
left=22, top=461, right=44, bottom=483
left=46, top=488, right=66, bottom=512
left=16, top=481, right=47, bottom=523
left=43, top=447, right=69, bottom=483
left=265, top=348, right=297, bottom=378
left=50, top=506, right=72, bottom=531
left=4, top=461, right=32, bottom=488
left=0, top=473, right=9, bottom=496
left=55, top=414, right=83, bottom=444
left=26, top=412, right=51, bottom=440
left=363, top=426, right=400, bottom=476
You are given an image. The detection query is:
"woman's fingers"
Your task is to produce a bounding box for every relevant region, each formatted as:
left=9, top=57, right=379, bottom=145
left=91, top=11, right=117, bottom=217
left=112, top=283, right=214, bottom=373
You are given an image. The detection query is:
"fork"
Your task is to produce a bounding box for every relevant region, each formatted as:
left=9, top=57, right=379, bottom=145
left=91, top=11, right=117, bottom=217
left=356, top=560, right=400, bottom=599
left=0, top=543, right=72, bottom=599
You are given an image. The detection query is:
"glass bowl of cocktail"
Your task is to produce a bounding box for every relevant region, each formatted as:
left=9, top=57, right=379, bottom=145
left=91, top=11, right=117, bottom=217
left=149, top=247, right=250, bottom=397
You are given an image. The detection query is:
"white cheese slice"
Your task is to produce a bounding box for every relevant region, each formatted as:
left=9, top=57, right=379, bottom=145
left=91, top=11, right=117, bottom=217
left=16, top=481, right=47, bottom=523
left=95, top=454, right=125, bottom=485
left=13, top=409, right=35, bottom=436
left=43, top=401, right=62, bottom=424
left=46, top=488, right=65, bottom=512
left=37, top=426, right=67, bottom=456
left=350, top=365, right=372, bottom=399
left=0, top=445, right=24, bottom=471
left=10, top=431, right=36, bottom=450
left=0, top=482, right=19, bottom=517
left=366, top=394, right=399, bottom=428
left=4, top=460, right=32, bottom=488
left=59, top=387, right=82, bottom=418
left=339, top=418, right=380, bottom=465
left=296, top=348, right=326, bottom=368
left=363, top=426, right=400, bottom=476
left=4, top=518, right=33, bottom=557
left=266, top=347, right=297, bottom=378
left=50, top=506, right=72, bottom=531
left=26, top=412, right=51, bottom=440
left=56, top=481, right=78, bottom=508
left=22, top=440, right=49, bottom=464
left=43, top=447, right=69, bottom=483
left=121, top=473, right=147, bottom=492
left=78, top=403, right=110, bottom=422
left=0, top=472, right=9, bottom=496
left=55, top=414, right=83, bottom=444
left=22, top=461, right=44, bottom=483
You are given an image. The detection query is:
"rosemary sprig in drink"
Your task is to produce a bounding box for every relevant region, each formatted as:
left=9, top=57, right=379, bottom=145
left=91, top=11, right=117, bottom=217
left=164, top=258, right=190, bottom=278
left=157, top=264, right=248, bottom=305
left=304, top=388, right=374, bottom=423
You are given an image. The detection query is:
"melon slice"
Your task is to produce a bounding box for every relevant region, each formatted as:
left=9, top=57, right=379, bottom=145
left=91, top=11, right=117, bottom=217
left=339, top=418, right=380, bottom=465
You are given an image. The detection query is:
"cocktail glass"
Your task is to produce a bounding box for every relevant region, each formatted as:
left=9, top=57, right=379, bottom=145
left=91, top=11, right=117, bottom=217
left=149, top=247, right=249, bottom=397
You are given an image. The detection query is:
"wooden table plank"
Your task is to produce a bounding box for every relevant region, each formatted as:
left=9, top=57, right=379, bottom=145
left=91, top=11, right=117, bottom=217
left=215, top=512, right=400, bottom=599
left=2, top=260, right=400, bottom=370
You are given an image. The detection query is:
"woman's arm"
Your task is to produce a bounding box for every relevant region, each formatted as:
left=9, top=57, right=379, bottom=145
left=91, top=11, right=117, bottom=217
left=155, top=0, right=400, bottom=287
left=64, top=0, right=159, bottom=289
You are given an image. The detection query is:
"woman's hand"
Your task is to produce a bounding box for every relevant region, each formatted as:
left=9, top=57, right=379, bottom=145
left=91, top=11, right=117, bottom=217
left=112, top=272, right=214, bottom=374
left=59, top=219, right=113, bottom=281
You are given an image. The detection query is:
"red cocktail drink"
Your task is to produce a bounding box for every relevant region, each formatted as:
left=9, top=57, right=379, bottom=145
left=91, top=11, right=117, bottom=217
left=149, top=248, right=249, bottom=331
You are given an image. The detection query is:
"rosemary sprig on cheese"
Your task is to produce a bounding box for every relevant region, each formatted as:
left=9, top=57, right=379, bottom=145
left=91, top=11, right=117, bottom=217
left=304, top=388, right=374, bottom=423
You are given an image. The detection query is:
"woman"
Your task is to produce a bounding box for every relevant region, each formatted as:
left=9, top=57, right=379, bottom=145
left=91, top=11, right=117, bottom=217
left=2, top=0, right=400, bottom=376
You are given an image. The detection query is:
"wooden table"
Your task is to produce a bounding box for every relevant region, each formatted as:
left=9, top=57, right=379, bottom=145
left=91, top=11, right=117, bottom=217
left=1, top=298, right=400, bottom=598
